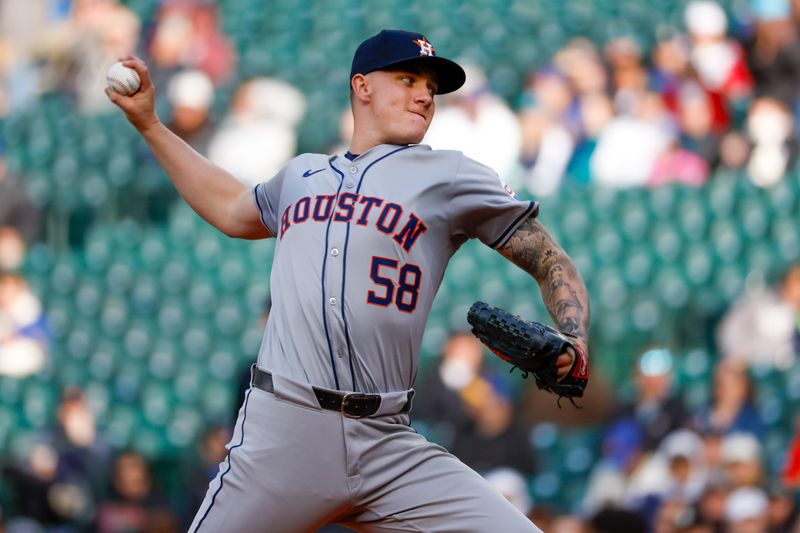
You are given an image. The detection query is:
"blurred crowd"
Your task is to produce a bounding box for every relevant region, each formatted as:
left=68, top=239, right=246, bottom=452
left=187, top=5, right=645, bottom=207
left=1, top=0, right=798, bottom=195
left=412, top=294, right=800, bottom=533
left=1, top=0, right=800, bottom=531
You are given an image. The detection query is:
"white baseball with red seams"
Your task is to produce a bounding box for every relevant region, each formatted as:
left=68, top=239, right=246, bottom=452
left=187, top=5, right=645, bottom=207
left=106, top=61, right=141, bottom=96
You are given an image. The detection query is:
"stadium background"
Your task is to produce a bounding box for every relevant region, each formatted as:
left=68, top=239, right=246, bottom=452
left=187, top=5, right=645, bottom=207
left=1, top=0, right=799, bottom=530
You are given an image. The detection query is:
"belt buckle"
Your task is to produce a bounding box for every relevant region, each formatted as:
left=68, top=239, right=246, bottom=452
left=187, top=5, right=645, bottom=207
left=341, top=392, right=379, bottom=419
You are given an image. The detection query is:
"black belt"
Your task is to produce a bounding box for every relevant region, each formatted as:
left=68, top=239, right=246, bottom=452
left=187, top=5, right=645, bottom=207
left=252, top=367, right=413, bottom=418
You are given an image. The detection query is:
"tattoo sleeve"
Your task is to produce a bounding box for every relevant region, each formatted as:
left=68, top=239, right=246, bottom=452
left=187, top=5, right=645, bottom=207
left=498, top=217, right=590, bottom=344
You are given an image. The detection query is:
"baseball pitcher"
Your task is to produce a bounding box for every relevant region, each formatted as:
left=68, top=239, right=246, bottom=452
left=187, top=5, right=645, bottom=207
left=106, top=29, right=590, bottom=533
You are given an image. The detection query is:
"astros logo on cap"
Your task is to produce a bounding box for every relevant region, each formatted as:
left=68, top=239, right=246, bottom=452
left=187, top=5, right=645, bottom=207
left=413, top=37, right=435, bottom=57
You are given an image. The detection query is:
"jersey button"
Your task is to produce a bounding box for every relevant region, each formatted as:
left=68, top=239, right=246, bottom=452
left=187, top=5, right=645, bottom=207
left=329, top=297, right=337, bottom=306
left=349, top=166, right=358, bottom=174
left=330, top=248, right=340, bottom=257
left=337, top=347, right=345, bottom=357
left=345, top=181, right=355, bottom=189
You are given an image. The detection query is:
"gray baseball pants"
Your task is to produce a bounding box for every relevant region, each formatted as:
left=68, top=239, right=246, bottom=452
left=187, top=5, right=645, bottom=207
left=188, top=369, right=541, bottom=533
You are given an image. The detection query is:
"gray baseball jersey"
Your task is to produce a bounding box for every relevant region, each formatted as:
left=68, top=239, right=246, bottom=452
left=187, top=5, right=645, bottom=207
left=189, top=143, right=542, bottom=532
left=252, top=143, right=537, bottom=394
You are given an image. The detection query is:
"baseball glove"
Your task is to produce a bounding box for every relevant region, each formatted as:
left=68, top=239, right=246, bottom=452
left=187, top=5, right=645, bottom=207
left=467, top=301, right=589, bottom=404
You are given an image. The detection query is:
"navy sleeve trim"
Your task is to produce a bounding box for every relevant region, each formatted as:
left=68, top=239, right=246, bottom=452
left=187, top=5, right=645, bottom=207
left=489, top=200, right=539, bottom=249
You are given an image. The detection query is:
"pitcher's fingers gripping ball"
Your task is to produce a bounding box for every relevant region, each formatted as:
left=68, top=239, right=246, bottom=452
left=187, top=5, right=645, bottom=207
left=106, top=61, right=141, bottom=96
left=467, top=301, right=589, bottom=404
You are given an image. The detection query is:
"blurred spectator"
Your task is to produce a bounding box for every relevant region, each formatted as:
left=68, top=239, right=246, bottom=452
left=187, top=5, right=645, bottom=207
left=145, top=0, right=235, bottom=89
left=604, top=36, right=649, bottom=115
left=695, top=482, right=728, bottom=531
left=95, top=451, right=172, bottom=533
left=724, top=486, right=769, bottom=532
left=651, top=35, right=692, bottom=110
left=166, top=69, right=216, bottom=154
left=766, top=487, right=797, bottom=532
left=694, top=360, right=765, bottom=438
left=424, top=63, right=522, bottom=180
left=208, top=77, right=306, bottom=187
left=0, top=0, right=66, bottom=115
left=745, top=96, right=798, bottom=186
left=3, top=435, right=97, bottom=528
left=744, top=0, right=800, bottom=108
left=550, top=515, right=588, bottom=533
left=0, top=149, right=39, bottom=243
left=717, top=263, right=800, bottom=369
left=183, top=425, right=230, bottom=527
left=659, top=429, right=709, bottom=504
left=589, top=506, right=648, bottom=533
left=616, top=347, right=689, bottom=452
left=648, top=141, right=711, bottom=187
left=52, top=388, right=112, bottom=505
left=450, top=376, right=536, bottom=475
left=566, top=92, right=614, bottom=185
left=590, top=92, right=675, bottom=187
left=721, top=433, right=764, bottom=489
left=0, top=270, right=48, bottom=378
left=676, top=82, right=721, bottom=167
left=684, top=1, right=753, bottom=125
left=717, top=130, right=752, bottom=172
left=582, top=418, right=654, bottom=515
left=0, top=228, right=27, bottom=273
left=412, top=332, right=484, bottom=447
left=783, top=416, right=800, bottom=489
left=515, top=69, right=576, bottom=195
left=64, top=0, right=142, bottom=114
left=553, top=38, right=608, bottom=96
left=484, top=467, right=533, bottom=516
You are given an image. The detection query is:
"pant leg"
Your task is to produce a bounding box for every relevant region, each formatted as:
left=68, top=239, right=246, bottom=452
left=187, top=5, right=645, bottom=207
left=188, top=387, right=351, bottom=533
left=344, top=416, right=542, bottom=533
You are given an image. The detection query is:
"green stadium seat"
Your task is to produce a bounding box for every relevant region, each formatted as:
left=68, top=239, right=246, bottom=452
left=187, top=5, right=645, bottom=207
left=174, top=364, right=205, bottom=405
left=160, top=260, right=191, bottom=295
left=622, top=246, right=654, bottom=287
left=23, top=382, right=56, bottom=429
left=648, top=183, right=679, bottom=220
left=766, top=178, right=796, bottom=216
left=158, top=300, right=188, bottom=337
left=208, top=349, right=238, bottom=380
left=709, top=219, right=743, bottom=264
left=166, top=407, right=204, bottom=449
left=130, top=275, right=161, bottom=316
left=105, top=261, right=135, bottom=296
left=102, top=404, right=139, bottom=449
left=773, top=219, right=800, bottom=263
left=592, top=225, right=623, bottom=265
left=123, top=323, right=153, bottom=360
left=183, top=326, right=213, bottom=360
left=100, top=297, right=130, bottom=338
left=654, top=267, right=689, bottom=309
left=141, top=381, right=173, bottom=427
left=677, top=196, right=708, bottom=241
left=74, top=280, right=103, bottom=318
left=683, top=244, right=714, bottom=287
left=138, top=234, right=169, bottom=273
left=88, top=341, right=118, bottom=382
left=739, top=196, right=770, bottom=241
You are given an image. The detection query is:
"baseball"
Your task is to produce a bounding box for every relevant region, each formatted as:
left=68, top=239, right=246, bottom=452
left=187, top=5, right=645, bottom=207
left=106, top=61, right=141, bottom=96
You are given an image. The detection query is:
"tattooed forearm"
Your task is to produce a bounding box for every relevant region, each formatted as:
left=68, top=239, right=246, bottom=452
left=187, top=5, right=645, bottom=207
left=498, top=217, right=590, bottom=342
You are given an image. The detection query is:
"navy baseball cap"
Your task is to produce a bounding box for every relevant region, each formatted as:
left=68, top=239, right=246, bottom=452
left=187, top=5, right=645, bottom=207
left=350, top=30, right=466, bottom=95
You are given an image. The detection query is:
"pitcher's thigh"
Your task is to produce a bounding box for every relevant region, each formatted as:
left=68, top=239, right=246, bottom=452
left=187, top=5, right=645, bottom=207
left=353, top=452, right=541, bottom=533
left=189, top=388, right=349, bottom=533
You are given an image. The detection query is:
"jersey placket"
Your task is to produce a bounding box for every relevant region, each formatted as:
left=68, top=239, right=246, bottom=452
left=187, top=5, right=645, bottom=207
left=322, top=160, right=359, bottom=391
